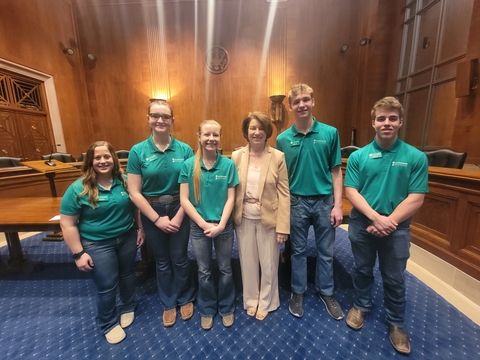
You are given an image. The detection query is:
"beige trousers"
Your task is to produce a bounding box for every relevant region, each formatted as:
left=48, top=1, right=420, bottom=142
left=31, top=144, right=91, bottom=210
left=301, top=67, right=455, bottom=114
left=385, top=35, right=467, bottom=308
left=236, top=217, right=280, bottom=313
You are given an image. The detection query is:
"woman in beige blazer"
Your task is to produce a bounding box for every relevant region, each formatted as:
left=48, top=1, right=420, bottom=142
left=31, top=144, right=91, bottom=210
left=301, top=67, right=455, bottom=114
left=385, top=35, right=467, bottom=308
left=232, top=111, right=290, bottom=321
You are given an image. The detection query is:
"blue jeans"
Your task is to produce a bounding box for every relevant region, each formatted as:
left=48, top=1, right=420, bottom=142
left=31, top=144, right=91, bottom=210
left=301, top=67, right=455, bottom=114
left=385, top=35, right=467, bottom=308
left=290, top=194, right=335, bottom=296
left=142, top=200, right=195, bottom=310
left=190, top=220, right=235, bottom=317
left=81, top=227, right=137, bottom=334
left=348, top=208, right=411, bottom=327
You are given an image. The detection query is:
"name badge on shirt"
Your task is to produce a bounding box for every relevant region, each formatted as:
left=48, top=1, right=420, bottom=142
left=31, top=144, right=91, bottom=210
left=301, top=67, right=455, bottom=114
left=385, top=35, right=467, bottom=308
left=97, top=195, right=109, bottom=202
left=145, top=155, right=157, bottom=162
left=290, top=140, right=300, bottom=147
left=369, top=152, right=382, bottom=159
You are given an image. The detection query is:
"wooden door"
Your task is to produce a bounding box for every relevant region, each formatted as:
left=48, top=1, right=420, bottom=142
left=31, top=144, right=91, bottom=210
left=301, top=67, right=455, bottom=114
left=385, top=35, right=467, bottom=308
left=0, top=70, right=55, bottom=160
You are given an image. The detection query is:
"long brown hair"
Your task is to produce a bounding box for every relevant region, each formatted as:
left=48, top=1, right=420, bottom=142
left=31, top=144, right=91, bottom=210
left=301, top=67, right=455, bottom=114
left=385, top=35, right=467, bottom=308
left=193, top=120, right=221, bottom=203
left=79, top=141, right=126, bottom=207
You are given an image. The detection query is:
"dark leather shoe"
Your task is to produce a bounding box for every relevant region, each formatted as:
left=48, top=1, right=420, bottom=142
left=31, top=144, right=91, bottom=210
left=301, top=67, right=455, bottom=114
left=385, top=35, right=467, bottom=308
left=388, top=325, right=411, bottom=355
left=346, top=307, right=367, bottom=330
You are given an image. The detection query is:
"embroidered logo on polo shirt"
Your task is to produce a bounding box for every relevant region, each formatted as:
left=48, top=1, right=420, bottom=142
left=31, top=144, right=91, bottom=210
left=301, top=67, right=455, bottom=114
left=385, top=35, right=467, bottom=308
left=215, top=175, right=227, bottom=180
left=172, top=158, right=184, bottom=162
left=392, top=161, right=408, bottom=167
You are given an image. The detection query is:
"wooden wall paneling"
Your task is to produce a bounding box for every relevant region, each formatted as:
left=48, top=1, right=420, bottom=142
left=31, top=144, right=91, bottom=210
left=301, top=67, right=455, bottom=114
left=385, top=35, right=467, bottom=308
left=349, top=0, right=404, bottom=148
left=404, top=87, right=429, bottom=147
left=451, top=0, right=480, bottom=164
left=163, top=0, right=272, bottom=152
left=412, top=1, right=441, bottom=73
left=411, top=184, right=459, bottom=248
left=0, top=170, right=81, bottom=198
left=425, top=80, right=457, bottom=147
left=283, top=0, right=362, bottom=147
left=459, top=195, right=480, bottom=265
left=411, top=167, right=480, bottom=280
left=74, top=2, right=151, bottom=152
left=0, top=0, right=93, bottom=159
left=438, top=0, right=475, bottom=62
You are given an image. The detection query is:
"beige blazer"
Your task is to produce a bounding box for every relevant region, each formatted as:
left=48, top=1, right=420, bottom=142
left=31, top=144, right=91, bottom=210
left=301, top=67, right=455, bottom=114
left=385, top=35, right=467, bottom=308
left=232, top=144, right=290, bottom=234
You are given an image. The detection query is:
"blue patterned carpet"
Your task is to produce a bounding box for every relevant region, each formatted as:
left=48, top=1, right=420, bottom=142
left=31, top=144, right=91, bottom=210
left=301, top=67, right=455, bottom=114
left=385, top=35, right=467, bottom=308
left=0, top=228, right=479, bottom=359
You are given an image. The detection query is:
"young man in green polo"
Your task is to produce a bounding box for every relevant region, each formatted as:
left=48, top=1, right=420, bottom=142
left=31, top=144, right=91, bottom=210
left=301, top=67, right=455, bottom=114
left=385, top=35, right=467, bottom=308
left=344, top=97, right=428, bottom=355
left=276, top=83, right=344, bottom=320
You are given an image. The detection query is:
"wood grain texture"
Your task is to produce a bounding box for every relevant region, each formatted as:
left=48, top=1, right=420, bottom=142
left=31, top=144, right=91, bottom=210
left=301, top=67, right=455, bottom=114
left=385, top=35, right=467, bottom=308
left=411, top=167, right=480, bottom=281
left=0, top=0, right=93, bottom=159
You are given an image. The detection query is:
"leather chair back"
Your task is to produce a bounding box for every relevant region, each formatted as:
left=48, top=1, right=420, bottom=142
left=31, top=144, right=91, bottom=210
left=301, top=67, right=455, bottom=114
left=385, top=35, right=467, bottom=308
left=41, top=153, right=76, bottom=163
left=115, top=150, right=130, bottom=159
left=424, top=149, right=467, bottom=169
left=341, top=146, right=360, bottom=158
left=0, top=157, right=23, bottom=167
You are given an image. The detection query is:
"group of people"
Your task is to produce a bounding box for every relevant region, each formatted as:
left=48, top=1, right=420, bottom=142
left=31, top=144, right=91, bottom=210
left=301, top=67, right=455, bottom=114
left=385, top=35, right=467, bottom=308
left=60, top=83, right=428, bottom=356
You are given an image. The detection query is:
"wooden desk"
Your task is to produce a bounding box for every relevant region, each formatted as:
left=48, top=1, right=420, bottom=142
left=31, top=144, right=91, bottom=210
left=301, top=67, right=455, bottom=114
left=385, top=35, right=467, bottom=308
left=21, top=160, right=75, bottom=172
left=0, top=197, right=62, bottom=273
left=0, top=166, right=35, bottom=177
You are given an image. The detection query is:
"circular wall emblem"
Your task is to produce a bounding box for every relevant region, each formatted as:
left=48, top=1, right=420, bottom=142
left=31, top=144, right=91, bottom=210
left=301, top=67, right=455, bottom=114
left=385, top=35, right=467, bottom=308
left=205, top=46, right=229, bottom=74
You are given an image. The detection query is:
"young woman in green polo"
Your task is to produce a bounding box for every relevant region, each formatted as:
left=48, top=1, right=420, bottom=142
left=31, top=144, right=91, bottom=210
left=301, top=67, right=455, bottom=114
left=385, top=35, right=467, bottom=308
left=60, top=141, right=144, bottom=344
left=179, top=120, right=239, bottom=330
left=127, top=100, right=195, bottom=328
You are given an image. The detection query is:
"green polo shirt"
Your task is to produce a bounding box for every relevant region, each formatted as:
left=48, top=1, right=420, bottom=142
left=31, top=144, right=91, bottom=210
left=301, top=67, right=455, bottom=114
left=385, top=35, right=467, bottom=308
left=179, top=155, right=239, bottom=222
left=60, top=177, right=135, bottom=241
left=344, top=137, right=429, bottom=215
left=276, top=117, right=341, bottom=196
left=127, top=135, right=194, bottom=196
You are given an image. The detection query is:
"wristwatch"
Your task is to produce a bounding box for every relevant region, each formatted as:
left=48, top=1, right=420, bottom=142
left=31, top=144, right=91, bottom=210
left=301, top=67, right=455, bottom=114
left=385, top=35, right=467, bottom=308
left=72, top=250, right=86, bottom=260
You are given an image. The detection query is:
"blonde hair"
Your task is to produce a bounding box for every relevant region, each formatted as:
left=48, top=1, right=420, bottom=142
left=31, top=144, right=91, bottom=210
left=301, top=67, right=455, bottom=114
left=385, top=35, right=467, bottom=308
left=288, top=83, right=314, bottom=104
left=79, top=141, right=126, bottom=208
left=193, top=120, right=222, bottom=203
left=371, top=97, right=404, bottom=120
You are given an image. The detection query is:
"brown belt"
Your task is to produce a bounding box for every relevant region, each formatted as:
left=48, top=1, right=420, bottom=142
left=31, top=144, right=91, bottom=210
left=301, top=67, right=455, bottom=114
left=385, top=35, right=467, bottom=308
left=243, top=198, right=259, bottom=204
left=145, top=195, right=180, bottom=204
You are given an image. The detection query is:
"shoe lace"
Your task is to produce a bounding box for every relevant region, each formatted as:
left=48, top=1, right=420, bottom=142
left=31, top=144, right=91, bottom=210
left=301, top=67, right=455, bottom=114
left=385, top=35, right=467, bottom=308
left=293, top=294, right=301, bottom=306
left=327, top=297, right=338, bottom=309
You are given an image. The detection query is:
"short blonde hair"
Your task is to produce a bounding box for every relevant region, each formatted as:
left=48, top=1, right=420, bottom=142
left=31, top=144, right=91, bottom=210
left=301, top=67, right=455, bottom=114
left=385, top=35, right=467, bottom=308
left=371, top=97, right=404, bottom=120
left=288, top=83, right=314, bottom=104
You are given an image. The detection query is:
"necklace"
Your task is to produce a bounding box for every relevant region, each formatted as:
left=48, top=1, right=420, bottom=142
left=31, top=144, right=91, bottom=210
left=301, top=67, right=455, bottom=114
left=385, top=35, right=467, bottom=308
left=97, top=179, right=113, bottom=190
left=203, top=157, right=216, bottom=168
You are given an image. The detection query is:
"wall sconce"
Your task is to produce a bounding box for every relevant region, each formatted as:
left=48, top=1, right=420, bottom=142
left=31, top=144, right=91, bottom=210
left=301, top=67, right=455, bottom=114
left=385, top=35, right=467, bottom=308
left=269, top=95, right=286, bottom=123
left=359, top=38, right=371, bottom=46
left=87, top=53, right=97, bottom=61
left=63, top=48, right=75, bottom=55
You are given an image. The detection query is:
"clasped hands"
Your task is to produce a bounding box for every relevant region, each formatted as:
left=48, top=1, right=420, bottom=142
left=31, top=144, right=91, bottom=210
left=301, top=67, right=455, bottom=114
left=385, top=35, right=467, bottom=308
left=203, top=222, right=225, bottom=238
left=155, top=215, right=181, bottom=233
left=367, top=215, right=398, bottom=237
